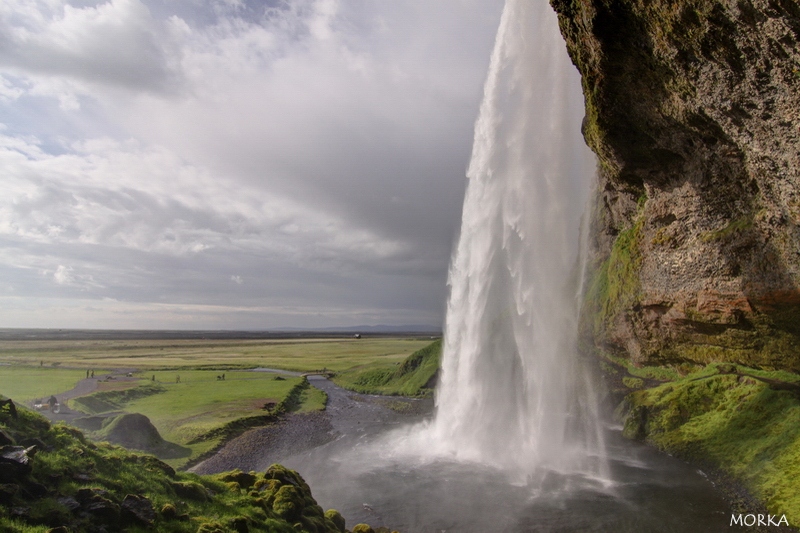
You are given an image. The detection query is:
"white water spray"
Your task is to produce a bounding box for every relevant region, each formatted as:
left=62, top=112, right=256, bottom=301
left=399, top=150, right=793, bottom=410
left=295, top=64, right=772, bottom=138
left=416, top=0, right=605, bottom=478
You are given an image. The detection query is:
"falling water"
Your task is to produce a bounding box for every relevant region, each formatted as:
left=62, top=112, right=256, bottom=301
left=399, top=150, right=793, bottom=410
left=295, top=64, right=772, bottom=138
left=242, top=3, right=735, bottom=527
left=424, top=0, right=605, bottom=478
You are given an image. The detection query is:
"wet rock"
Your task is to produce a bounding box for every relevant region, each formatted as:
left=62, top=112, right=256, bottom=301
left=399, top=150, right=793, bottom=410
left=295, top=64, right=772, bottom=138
left=56, top=495, right=81, bottom=511
left=120, top=494, right=156, bottom=527
left=0, top=446, right=34, bottom=482
left=20, top=438, right=47, bottom=451
left=72, top=472, right=93, bottom=483
left=230, top=516, right=250, bottom=533
left=22, top=480, right=49, bottom=498
left=76, top=487, right=120, bottom=525
left=82, top=498, right=120, bottom=525
left=0, top=483, right=18, bottom=505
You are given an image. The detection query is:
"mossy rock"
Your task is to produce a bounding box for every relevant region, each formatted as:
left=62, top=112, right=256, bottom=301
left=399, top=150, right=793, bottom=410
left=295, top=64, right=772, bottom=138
left=220, top=469, right=257, bottom=489
left=160, top=502, right=178, bottom=519
left=352, top=524, right=375, bottom=533
left=325, top=509, right=346, bottom=532
left=171, top=480, right=211, bottom=502
left=272, top=484, right=303, bottom=520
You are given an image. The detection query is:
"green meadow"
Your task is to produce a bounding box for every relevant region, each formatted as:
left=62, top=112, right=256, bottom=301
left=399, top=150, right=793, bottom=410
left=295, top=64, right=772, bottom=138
left=0, top=337, right=432, bottom=372
left=0, top=366, right=91, bottom=402
left=0, top=336, right=436, bottom=468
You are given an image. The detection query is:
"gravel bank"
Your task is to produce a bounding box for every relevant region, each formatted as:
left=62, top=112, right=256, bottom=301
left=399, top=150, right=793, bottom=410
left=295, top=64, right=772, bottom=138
left=191, top=375, right=433, bottom=475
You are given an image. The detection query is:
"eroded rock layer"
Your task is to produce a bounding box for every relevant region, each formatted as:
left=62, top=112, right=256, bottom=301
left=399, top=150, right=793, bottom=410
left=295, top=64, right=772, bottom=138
left=551, top=0, right=800, bottom=370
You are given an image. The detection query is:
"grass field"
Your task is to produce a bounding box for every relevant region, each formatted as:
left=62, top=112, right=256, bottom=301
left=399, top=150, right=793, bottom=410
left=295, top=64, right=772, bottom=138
left=69, top=370, right=324, bottom=468
left=0, top=337, right=434, bottom=372
left=0, top=366, right=94, bottom=402
left=0, top=336, right=436, bottom=469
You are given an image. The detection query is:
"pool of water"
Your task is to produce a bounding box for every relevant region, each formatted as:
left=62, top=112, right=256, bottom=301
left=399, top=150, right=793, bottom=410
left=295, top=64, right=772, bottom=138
left=275, top=378, right=733, bottom=533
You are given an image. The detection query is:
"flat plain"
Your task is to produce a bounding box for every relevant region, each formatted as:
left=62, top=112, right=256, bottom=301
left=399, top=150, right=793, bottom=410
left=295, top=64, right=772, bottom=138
left=0, top=335, right=435, bottom=468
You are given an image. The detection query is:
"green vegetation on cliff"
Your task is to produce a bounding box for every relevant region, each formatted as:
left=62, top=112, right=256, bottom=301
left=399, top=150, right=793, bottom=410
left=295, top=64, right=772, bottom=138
left=0, top=399, right=356, bottom=533
left=620, top=363, right=800, bottom=523
left=332, top=339, right=441, bottom=397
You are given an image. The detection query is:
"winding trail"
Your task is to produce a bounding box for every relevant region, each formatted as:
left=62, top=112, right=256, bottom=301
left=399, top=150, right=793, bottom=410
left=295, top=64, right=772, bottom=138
left=190, top=375, right=432, bottom=475
left=32, top=369, right=137, bottom=423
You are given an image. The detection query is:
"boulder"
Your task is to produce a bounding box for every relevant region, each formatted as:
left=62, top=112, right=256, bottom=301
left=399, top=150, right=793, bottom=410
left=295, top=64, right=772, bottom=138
left=120, top=494, right=156, bottom=527
left=0, top=446, right=34, bottom=483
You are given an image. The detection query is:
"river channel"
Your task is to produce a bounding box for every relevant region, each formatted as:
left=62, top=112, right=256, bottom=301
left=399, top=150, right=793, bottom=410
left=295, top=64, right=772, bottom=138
left=193, top=375, right=742, bottom=532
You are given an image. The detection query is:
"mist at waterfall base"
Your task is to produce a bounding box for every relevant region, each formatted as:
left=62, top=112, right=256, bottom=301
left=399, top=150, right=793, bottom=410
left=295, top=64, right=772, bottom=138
left=281, top=1, right=732, bottom=531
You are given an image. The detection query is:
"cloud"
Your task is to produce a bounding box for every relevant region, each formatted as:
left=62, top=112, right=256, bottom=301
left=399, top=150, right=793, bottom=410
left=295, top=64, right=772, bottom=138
left=53, top=264, right=73, bottom=284
left=0, top=0, right=179, bottom=94
left=0, top=0, right=507, bottom=329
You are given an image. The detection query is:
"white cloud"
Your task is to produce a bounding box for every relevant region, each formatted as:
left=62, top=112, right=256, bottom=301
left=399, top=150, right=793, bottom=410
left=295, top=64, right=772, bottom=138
left=53, top=264, right=73, bottom=284
left=0, top=0, right=507, bottom=328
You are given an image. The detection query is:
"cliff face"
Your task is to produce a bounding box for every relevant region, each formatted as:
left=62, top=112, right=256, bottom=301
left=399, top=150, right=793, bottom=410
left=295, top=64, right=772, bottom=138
left=551, top=0, right=800, bottom=371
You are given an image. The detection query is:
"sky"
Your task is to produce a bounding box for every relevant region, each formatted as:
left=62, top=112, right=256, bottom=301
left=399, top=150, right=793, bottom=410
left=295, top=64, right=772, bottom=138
left=0, top=0, right=507, bottom=330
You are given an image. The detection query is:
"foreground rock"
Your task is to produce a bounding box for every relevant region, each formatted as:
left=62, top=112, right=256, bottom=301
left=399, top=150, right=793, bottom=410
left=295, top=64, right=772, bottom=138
left=0, top=396, right=385, bottom=533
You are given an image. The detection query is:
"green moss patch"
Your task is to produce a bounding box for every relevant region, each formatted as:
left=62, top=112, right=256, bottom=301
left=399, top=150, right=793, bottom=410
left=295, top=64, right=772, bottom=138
left=621, top=363, right=800, bottom=523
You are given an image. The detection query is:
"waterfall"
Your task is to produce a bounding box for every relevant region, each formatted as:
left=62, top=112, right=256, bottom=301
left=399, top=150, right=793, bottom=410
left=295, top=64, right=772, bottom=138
left=423, top=0, right=605, bottom=479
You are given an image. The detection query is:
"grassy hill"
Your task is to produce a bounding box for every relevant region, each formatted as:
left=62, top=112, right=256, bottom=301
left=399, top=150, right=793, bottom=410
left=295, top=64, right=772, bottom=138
left=331, top=339, right=441, bottom=397
left=0, top=399, right=391, bottom=533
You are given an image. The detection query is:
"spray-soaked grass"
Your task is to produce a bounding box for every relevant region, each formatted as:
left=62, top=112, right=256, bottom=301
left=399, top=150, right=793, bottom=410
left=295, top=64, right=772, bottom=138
left=0, top=366, right=92, bottom=402
left=623, top=363, right=800, bottom=523
left=0, top=337, right=432, bottom=372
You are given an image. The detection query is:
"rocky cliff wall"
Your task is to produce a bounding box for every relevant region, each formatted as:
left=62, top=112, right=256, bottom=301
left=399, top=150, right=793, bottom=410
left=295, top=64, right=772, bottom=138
left=551, top=0, right=800, bottom=370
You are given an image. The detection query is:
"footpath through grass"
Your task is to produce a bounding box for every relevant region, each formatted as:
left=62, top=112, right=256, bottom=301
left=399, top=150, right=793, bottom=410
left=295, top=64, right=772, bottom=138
left=0, top=366, right=91, bottom=403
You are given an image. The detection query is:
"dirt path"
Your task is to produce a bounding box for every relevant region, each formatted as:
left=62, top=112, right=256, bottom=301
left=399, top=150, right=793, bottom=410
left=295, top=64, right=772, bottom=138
left=32, top=369, right=137, bottom=423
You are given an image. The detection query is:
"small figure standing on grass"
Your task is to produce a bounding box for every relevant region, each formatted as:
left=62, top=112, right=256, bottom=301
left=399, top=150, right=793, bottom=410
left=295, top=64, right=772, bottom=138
left=86, top=369, right=89, bottom=379
left=152, top=375, right=155, bottom=381
left=90, top=370, right=94, bottom=378
left=176, top=375, right=180, bottom=383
